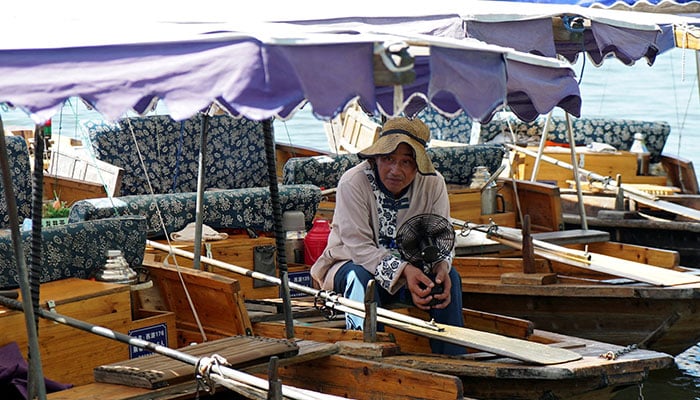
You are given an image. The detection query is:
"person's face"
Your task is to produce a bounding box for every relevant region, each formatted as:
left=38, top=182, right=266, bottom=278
left=375, top=143, right=418, bottom=196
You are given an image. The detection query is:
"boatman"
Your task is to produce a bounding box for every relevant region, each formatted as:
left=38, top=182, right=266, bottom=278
left=310, top=116, right=466, bottom=355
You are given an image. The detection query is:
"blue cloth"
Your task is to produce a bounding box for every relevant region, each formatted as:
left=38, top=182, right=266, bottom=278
left=334, top=261, right=466, bottom=355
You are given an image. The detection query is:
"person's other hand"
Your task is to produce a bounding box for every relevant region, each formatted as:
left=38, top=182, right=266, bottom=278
left=429, top=260, right=451, bottom=309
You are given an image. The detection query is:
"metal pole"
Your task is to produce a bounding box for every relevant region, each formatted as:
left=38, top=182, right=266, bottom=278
left=0, top=119, right=46, bottom=399
left=193, top=109, right=213, bottom=270
left=564, top=113, right=588, bottom=230
left=262, top=119, right=295, bottom=340
left=530, top=111, right=553, bottom=182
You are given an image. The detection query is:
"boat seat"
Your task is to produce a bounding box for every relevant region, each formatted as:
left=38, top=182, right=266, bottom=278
left=0, top=135, right=32, bottom=229
left=282, top=145, right=506, bottom=189
left=84, top=114, right=270, bottom=196
left=68, top=184, right=322, bottom=238
left=0, top=215, right=147, bottom=290
left=419, top=109, right=671, bottom=164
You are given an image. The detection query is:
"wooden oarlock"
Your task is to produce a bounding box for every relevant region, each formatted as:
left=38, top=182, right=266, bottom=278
left=147, top=240, right=583, bottom=365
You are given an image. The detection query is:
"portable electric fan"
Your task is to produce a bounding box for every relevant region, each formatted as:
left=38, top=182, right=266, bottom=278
left=396, top=214, right=455, bottom=305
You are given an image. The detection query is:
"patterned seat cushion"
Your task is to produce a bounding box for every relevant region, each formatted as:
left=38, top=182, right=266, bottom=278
left=423, top=111, right=671, bottom=164
left=479, top=115, right=670, bottom=163
left=84, top=114, right=269, bottom=195
left=0, top=136, right=32, bottom=229
left=282, top=145, right=506, bottom=188
left=68, top=185, right=321, bottom=238
left=0, top=216, right=147, bottom=290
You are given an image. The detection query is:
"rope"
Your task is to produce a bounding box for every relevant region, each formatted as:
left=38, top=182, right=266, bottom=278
left=123, top=116, right=208, bottom=343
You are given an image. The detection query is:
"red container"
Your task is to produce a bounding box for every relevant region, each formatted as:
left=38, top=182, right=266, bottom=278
left=304, top=219, right=331, bottom=265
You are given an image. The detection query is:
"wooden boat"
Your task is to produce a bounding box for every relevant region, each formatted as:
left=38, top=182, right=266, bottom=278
left=0, top=245, right=673, bottom=400
left=508, top=143, right=700, bottom=267
left=453, top=222, right=700, bottom=356
left=0, top=5, right=696, bottom=400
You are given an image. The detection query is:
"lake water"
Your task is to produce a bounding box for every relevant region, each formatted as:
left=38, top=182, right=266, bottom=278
left=2, top=47, right=700, bottom=398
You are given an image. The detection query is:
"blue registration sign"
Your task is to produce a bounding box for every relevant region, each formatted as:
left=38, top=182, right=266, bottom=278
left=289, top=270, right=312, bottom=298
left=128, top=323, right=168, bottom=359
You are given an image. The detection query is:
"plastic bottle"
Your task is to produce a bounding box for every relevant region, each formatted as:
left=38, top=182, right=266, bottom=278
left=304, top=219, right=331, bottom=265
left=283, top=211, right=307, bottom=264
left=470, top=166, right=490, bottom=189
left=629, top=133, right=650, bottom=175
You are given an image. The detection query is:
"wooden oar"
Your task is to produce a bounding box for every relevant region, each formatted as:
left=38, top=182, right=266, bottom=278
left=147, top=240, right=582, bottom=365
left=453, top=219, right=700, bottom=287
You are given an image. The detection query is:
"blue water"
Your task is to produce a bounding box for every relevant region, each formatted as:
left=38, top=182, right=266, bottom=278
left=2, top=47, right=700, bottom=398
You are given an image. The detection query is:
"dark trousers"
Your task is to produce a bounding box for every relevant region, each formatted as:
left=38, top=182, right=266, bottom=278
left=334, top=261, right=466, bottom=355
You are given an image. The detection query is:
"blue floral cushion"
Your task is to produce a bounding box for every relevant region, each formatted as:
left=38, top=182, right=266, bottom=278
left=84, top=114, right=269, bottom=196
left=282, top=145, right=505, bottom=188
left=68, top=185, right=321, bottom=238
left=419, top=108, right=474, bottom=144
left=427, top=145, right=505, bottom=186
left=0, top=136, right=32, bottom=229
left=0, top=216, right=147, bottom=290
left=420, top=108, right=671, bottom=164
left=282, top=154, right=361, bottom=188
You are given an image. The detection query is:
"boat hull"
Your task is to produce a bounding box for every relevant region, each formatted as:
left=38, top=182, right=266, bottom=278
left=460, top=285, right=700, bottom=356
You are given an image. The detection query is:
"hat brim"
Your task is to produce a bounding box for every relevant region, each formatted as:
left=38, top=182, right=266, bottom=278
left=358, top=133, right=435, bottom=175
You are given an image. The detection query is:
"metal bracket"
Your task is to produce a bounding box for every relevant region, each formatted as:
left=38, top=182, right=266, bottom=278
left=47, top=300, right=58, bottom=324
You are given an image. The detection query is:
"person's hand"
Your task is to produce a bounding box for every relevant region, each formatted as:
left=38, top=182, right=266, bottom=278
left=402, top=262, right=449, bottom=310
left=429, top=260, right=452, bottom=310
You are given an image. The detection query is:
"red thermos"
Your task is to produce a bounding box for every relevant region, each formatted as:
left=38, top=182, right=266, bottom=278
left=304, top=219, right=331, bottom=265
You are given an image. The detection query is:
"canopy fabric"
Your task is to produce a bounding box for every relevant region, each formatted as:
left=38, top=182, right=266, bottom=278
left=463, top=0, right=700, bottom=65
left=0, top=7, right=582, bottom=124
left=491, top=0, right=700, bottom=13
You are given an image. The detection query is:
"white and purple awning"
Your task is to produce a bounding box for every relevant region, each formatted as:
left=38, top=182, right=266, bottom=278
left=462, top=0, right=700, bottom=66
left=0, top=5, right=582, bottom=124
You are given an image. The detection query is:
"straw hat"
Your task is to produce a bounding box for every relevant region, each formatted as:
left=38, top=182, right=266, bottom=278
left=358, top=117, right=435, bottom=175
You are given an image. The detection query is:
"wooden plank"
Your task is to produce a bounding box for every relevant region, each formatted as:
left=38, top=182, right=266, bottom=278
left=145, top=235, right=281, bottom=300
left=252, top=320, right=396, bottom=344
left=505, top=179, right=564, bottom=232
left=142, top=261, right=253, bottom=347
left=623, top=187, right=700, bottom=221
left=264, top=354, right=464, bottom=400
left=94, top=336, right=299, bottom=389
left=401, top=306, right=534, bottom=340
left=661, top=153, right=698, bottom=194
left=455, top=228, right=610, bottom=256
left=569, top=241, right=680, bottom=269
left=43, top=174, right=108, bottom=204
left=500, top=272, right=558, bottom=285
left=378, top=317, right=580, bottom=365
left=0, top=278, right=176, bottom=387
left=475, top=226, right=700, bottom=286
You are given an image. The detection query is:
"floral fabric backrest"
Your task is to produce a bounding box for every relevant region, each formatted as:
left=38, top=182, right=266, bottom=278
left=68, top=184, right=321, bottom=238
left=0, top=136, right=32, bottom=229
left=84, top=114, right=268, bottom=196
left=427, top=145, right=505, bottom=186
left=479, top=115, right=671, bottom=163
left=282, top=154, right=361, bottom=188
left=282, top=145, right=505, bottom=189
left=0, top=216, right=147, bottom=290
left=420, top=108, right=671, bottom=164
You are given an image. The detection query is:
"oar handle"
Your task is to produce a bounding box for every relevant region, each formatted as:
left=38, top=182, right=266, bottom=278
left=147, top=240, right=442, bottom=332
